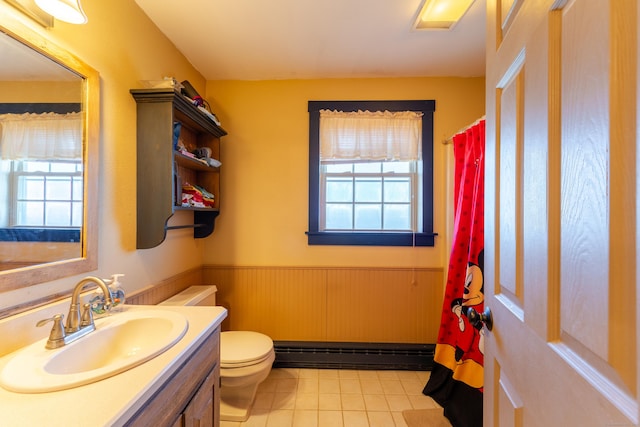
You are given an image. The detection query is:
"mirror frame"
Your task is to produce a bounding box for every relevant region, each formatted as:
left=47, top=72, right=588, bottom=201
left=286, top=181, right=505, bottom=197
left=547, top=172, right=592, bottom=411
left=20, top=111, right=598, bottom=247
left=0, top=20, right=99, bottom=305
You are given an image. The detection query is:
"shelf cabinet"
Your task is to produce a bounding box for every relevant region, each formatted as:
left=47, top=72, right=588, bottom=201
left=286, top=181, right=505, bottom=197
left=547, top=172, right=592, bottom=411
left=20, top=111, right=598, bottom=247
left=131, top=88, right=227, bottom=249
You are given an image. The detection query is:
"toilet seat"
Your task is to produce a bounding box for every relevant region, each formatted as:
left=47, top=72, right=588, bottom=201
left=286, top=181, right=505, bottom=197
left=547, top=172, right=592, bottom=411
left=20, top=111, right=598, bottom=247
left=221, top=331, right=274, bottom=368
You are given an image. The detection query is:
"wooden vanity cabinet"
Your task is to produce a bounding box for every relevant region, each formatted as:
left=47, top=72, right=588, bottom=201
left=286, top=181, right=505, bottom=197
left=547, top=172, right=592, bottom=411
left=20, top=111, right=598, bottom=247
left=130, top=88, right=227, bottom=249
left=125, top=327, right=221, bottom=427
left=180, top=364, right=220, bottom=427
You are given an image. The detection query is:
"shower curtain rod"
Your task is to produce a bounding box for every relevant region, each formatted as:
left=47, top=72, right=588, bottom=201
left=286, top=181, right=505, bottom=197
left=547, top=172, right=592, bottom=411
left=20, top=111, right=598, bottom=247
left=442, top=115, right=486, bottom=145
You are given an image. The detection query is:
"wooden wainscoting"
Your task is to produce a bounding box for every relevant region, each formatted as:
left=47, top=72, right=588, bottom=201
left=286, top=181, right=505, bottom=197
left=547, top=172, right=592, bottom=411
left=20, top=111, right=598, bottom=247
left=203, top=266, right=444, bottom=344
left=126, top=267, right=204, bottom=305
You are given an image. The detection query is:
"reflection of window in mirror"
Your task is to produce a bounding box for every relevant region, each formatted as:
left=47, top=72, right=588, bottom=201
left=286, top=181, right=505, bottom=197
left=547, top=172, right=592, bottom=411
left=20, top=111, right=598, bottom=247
left=0, top=103, right=82, bottom=245
left=12, top=159, right=83, bottom=226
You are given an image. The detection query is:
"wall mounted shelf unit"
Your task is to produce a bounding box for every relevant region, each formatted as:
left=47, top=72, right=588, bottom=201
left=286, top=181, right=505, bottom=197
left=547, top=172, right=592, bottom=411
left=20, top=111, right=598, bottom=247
left=131, top=88, right=227, bottom=249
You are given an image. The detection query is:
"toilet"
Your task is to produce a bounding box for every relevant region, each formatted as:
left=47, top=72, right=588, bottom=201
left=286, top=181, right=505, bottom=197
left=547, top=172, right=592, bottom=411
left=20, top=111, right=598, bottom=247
left=159, top=285, right=275, bottom=422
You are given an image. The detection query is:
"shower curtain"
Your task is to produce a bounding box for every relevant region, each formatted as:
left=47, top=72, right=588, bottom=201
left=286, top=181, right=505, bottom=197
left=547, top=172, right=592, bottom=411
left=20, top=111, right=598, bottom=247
left=423, top=119, right=485, bottom=427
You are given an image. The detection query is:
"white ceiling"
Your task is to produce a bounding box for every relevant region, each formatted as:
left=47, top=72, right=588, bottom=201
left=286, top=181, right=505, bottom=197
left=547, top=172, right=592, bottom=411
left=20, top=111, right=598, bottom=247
left=134, top=0, right=486, bottom=81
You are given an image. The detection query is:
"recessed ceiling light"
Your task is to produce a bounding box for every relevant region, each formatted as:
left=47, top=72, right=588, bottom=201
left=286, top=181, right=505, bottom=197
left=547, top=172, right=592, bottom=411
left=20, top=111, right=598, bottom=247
left=414, top=0, right=476, bottom=30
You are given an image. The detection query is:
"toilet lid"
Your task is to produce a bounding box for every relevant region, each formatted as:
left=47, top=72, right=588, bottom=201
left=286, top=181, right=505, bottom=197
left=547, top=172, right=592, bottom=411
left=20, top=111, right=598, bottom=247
left=220, top=331, right=274, bottom=366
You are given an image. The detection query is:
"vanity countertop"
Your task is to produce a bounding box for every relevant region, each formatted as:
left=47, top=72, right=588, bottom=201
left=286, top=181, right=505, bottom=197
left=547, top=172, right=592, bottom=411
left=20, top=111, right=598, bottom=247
left=0, top=304, right=227, bottom=427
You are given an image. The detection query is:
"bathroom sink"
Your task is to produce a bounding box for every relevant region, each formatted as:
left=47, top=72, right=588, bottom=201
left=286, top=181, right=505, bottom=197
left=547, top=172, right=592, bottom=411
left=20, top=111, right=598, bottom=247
left=0, top=309, right=188, bottom=393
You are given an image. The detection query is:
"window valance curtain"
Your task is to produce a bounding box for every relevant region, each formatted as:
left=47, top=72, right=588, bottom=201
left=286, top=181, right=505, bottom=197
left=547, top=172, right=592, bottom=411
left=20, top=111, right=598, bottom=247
left=319, top=109, right=423, bottom=161
left=0, top=112, right=82, bottom=160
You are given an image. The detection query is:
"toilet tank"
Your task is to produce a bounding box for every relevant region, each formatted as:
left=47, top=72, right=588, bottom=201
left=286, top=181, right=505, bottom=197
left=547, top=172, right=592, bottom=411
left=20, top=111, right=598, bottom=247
left=158, top=285, right=217, bottom=306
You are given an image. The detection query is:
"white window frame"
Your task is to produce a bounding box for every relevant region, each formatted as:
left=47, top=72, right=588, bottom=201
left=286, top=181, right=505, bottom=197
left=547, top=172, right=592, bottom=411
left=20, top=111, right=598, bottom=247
left=10, top=159, right=83, bottom=228
left=319, top=160, right=421, bottom=232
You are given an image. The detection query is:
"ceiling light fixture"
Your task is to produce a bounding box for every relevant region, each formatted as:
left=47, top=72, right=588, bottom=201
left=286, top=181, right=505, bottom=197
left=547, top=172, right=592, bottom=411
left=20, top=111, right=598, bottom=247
left=35, top=0, right=87, bottom=24
left=4, top=0, right=53, bottom=27
left=414, top=0, right=475, bottom=30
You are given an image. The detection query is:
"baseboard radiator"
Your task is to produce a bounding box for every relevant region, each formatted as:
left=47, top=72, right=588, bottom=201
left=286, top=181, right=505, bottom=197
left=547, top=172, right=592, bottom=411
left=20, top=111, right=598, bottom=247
left=273, top=341, right=435, bottom=371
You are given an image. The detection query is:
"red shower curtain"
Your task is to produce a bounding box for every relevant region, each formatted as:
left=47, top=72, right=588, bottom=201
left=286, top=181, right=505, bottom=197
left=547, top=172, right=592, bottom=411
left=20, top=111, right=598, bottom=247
left=423, top=119, right=485, bottom=427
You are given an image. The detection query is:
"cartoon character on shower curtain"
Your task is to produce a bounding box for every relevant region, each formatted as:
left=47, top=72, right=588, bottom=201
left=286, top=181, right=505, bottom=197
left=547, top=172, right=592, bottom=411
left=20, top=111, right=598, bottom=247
left=450, top=250, right=485, bottom=388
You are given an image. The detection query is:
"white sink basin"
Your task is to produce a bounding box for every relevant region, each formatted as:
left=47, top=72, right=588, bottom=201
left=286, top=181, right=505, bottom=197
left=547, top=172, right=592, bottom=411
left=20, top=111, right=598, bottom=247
left=0, top=309, right=188, bottom=393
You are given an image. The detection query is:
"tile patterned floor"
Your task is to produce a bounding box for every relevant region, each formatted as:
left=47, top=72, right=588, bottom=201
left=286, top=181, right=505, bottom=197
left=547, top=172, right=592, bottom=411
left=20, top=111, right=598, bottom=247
left=220, top=368, right=443, bottom=427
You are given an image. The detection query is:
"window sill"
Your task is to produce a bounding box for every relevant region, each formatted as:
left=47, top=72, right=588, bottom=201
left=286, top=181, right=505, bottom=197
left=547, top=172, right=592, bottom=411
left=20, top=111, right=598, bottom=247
left=306, top=231, right=436, bottom=247
left=0, top=228, right=81, bottom=242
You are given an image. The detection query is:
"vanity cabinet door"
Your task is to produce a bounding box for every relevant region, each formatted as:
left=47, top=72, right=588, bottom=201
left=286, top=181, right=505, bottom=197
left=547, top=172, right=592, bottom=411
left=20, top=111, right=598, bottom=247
left=125, top=327, right=220, bottom=427
left=182, top=365, right=219, bottom=427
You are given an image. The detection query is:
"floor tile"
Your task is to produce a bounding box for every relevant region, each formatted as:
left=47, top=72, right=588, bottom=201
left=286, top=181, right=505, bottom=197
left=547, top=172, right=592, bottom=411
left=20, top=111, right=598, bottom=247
left=401, top=378, right=425, bottom=395
left=295, top=393, right=319, bottom=410
left=363, top=394, right=389, bottom=412
left=357, top=370, right=379, bottom=380
left=319, top=378, right=340, bottom=394
left=319, top=410, right=344, bottom=427
left=396, top=370, right=421, bottom=381
left=272, top=392, right=296, bottom=410
left=340, top=378, right=363, bottom=394
left=265, top=409, right=294, bottom=427
left=360, top=378, right=384, bottom=394
left=391, top=411, right=409, bottom=427
left=292, top=409, right=318, bottom=427
left=258, top=378, right=278, bottom=392
left=270, top=368, right=298, bottom=379
left=275, top=378, right=298, bottom=393
left=338, top=369, right=360, bottom=379
left=253, top=392, right=275, bottom=410
left=408, top=393, right=438, bottom=410
left=342, top=411, right=369, bottom=427
left=318, top=393, right=342, bottom=410
left=385, top=394, right=413, bottom=412
left=298, top=378, right=319, bottom=394
left=298, top=369, right=319, bottom=379
left=416, top=371, right=431, bottom=382
left=367, top=411, right=395, bottom=427
left=241, top=412, right=268, bottom=427
left=238, top=368, right=436, bottom=427
left=341, top=393, right=366, bottom=411
left=377, top=370, right=400, bottom=380
left=380, top=379, right=406, bottom=395
left=318, top=369, right=340, bottom=379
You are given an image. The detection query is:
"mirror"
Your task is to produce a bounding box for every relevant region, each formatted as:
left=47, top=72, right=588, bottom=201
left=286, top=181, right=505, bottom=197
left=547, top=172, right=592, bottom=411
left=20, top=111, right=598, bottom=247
left=0, top=20, right=99, bottom=310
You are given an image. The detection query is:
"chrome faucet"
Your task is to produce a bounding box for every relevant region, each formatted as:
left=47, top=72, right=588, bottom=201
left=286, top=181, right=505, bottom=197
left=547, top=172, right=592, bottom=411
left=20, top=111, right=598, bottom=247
left=36, top=276, right=115, bottom=349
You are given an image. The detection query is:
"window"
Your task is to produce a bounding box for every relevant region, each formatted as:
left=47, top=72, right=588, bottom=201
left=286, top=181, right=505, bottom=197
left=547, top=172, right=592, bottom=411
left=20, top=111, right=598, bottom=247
left=0, top=106, right=83, bottom=242
left=323, top=161, right=416, bottom=231
left=307, top=100, right=436, bottom=246
left=12, top=159, right=83, bottom=227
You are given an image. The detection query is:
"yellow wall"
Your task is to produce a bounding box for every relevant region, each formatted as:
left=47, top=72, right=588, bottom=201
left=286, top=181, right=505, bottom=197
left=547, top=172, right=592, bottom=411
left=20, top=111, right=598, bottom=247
left=0, top=0, right=209, bottom=311
left=0, top=81, right=81, bottom=102
left=0, top=0, right=485, bottom=315
left=203, top=77, right=485, bottom=268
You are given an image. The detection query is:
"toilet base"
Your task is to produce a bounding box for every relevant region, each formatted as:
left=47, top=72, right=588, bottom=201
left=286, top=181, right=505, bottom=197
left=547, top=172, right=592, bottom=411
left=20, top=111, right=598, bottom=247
left=219, top=383, right=259, bottom=422
left=219, top=347, right=275, bottom=421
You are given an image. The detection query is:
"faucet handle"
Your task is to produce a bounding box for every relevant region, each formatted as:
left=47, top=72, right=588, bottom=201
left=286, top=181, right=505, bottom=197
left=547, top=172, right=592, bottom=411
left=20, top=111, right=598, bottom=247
left=36, top=314, right=66, bottom=349
left=80, top=303, right=94, bottom=327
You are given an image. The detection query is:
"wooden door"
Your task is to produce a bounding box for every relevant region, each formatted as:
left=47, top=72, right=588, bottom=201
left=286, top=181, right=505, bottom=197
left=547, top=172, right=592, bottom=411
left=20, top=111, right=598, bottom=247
left=485, top=0, right=638, bottom=425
